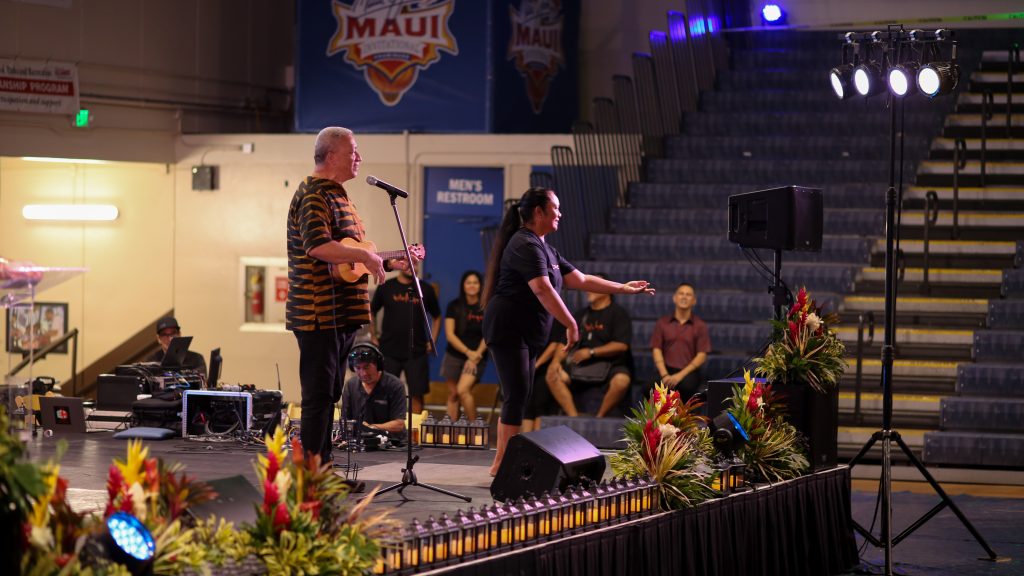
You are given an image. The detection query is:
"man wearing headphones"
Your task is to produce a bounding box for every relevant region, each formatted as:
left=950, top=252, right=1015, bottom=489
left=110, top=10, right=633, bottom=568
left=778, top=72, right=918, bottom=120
left=341, top=343, right=407, bottom=435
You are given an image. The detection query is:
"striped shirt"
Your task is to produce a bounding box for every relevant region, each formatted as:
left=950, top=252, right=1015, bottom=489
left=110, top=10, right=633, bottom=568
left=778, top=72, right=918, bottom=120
left=286, top=176, right=369, bottom=331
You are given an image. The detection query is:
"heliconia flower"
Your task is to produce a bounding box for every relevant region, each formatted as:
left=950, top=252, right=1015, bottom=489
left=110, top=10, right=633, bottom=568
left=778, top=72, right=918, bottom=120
left=106, top=464, right=124, bottom=499
left=273, top=502, right=291, bottom=531
left=643, top=420, right=662, bottom=464
left=742, top=369, right=755, bottom=399
left=747, top=384, right=765, bottom=412
left=299, top=499, right=322, bottom=520
left=266, top=451, right=279, bottom=483
left=263, top=478, right=279, bottom=514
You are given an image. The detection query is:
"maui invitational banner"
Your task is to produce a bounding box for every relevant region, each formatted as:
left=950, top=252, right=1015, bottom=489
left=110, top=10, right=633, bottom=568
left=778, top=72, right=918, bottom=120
left=295, top=0, right=578, bottom=133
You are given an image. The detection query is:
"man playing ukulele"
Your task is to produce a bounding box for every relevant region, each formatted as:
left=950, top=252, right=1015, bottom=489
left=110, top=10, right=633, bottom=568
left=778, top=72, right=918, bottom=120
left=286, top=126, right=423, bottom=464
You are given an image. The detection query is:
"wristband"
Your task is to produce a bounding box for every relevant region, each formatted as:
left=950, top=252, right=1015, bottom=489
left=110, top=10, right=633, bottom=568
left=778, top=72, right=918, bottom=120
left=589, top=348, right=595, bottom=358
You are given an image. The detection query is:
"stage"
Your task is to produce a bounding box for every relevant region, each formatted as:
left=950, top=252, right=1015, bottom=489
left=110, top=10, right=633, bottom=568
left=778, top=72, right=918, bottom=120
left=26, top=431, right=865, bottom=575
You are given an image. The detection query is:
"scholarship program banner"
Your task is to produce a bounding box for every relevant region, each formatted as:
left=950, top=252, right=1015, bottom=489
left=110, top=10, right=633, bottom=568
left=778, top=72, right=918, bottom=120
left=0, top=59, right=79, bottom=115
left=295, top=0, right=491, bottom=133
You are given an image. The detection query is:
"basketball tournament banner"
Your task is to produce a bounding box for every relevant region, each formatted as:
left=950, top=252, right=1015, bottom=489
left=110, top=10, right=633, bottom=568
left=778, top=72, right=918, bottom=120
left=295, top=0, right=578, bottom=133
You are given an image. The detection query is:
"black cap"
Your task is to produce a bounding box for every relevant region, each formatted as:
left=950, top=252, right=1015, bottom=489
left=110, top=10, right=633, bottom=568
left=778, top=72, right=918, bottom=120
left=156, top=316, right=180, bottom=334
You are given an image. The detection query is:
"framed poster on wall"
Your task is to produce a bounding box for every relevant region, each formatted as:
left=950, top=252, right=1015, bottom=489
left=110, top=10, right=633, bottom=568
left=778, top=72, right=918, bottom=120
left=5, top=302, right=69, bottom=354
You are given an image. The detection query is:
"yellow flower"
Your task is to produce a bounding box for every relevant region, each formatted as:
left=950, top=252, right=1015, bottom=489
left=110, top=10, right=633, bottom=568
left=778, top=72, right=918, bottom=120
left=742, top=369, right=755, bottom=405
left=29, top=464, right=60, bottom=528
left=128, top=482, right=148, bottom=521
left=116, top=439, right=150, bottom=487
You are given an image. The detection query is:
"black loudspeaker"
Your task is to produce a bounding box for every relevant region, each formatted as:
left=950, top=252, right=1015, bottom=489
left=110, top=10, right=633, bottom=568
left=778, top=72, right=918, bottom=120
left=728, top=185, right=823, bottom=252
left=706, top=378, right=838, bottom=471
left=188, top=475, right=261, bottom=525
left=490, top=426, right=606, bottom=502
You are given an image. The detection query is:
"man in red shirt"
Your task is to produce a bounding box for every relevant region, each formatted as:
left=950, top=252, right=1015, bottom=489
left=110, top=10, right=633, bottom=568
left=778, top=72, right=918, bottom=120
left=650, top=283, right=712, bottom=400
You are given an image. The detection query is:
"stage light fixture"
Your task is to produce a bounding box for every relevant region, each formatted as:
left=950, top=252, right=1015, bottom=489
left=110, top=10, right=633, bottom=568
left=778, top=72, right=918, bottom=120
left=917, top=62, right=959, bottom=97
left=761, top=4, right=786, bottom=25
left=830, top=64, right=855, bottom=100
left=103, top=512, right=155, bottom=574
left=887, top=63, right=919, bottom=97
left=711, top=411, right=750, bottom=454
left=854, top=62, right=885, bottom=97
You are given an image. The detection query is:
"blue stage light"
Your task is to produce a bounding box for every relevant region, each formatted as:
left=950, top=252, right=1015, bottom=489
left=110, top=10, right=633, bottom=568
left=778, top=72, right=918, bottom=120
left=762, top=4, right=786, bottom=25
left=107, top=512, right=155, bottom=567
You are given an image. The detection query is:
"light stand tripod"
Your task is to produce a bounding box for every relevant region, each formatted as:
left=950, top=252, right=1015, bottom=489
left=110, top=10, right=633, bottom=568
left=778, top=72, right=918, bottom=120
left=374, top=180, right=471, bottom=503
left=838, top=26, right=1003, bottom=575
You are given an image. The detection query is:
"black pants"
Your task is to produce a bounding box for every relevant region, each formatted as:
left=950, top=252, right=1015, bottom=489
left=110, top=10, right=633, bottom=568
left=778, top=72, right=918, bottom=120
left=667, top=365, right=704, bottom=402
left=294, top=328, right=356, bottom=462
left=490, top=343, right=536, bottom=426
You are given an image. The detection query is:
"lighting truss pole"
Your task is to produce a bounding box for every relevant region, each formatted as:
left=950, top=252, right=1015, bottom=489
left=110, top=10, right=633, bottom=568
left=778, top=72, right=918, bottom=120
left=833, top=25, right=1005, bottom=576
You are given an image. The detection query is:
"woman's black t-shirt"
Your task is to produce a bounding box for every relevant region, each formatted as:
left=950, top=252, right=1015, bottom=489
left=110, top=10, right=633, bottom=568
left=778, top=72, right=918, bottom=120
left=483, top=228, right=575, bottom=351
left=445, top=298, right=484, bottom=360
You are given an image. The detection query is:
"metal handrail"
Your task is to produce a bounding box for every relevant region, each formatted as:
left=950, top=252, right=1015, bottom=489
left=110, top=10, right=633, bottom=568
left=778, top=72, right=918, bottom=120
left=952, top=137, right=967, bottom=239
left=981, top=90, right=994, bottom=186
left=854, top=311, right=876, bottom=425
left=921, top=191, right=940, bottom=295
left=6, top=328, right=80, bottom=394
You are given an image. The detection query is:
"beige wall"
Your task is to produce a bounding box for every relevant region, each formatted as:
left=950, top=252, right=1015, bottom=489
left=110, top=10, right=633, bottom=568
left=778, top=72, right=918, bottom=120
left=1, top=157, right=174, bottom=384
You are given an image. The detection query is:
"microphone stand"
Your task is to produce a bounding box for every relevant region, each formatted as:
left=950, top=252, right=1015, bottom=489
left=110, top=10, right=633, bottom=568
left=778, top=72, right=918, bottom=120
left=375, top=186, right=471, bottom=502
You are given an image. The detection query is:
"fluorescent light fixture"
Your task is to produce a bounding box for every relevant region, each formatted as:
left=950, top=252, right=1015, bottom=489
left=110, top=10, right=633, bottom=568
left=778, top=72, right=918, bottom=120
left=21, top=157, right=110, bottom=165
left=22, top=204, right=119, bottom=221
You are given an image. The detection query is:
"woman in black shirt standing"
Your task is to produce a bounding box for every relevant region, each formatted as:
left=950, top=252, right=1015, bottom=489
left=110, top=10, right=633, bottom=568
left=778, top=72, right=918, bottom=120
left=482, top=187, right=654, bottom=477
left=442, top=269, right=487, bottom=421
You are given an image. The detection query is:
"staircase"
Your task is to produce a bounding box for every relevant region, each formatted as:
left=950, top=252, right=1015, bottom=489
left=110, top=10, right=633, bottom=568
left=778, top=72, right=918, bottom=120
left=568, top=28, right=1024, bottom=475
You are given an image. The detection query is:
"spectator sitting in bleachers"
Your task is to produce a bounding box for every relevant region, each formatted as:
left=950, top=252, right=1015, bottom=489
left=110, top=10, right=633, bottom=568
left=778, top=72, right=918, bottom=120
left=547, top=281, right=633, bottom=417
left=651, top=283, right=711, bottom=401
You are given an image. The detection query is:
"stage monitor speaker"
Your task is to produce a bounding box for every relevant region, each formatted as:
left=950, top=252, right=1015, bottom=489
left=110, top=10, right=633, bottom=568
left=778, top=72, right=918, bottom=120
left=187, top=475, right=261, bottom=525
left=728, top=185, right=823, bottom=252
left=490, top=425, right=606, bottom=502
left=706, top=378, right=837, bottom=471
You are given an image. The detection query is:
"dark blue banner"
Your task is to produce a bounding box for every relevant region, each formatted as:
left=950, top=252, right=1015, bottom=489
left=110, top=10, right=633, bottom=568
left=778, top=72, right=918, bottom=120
left=424, top=166, right=504, bottom=216
left=296, top=0, right=491, bottom=133
left=296, top=0, right=578, bottom=133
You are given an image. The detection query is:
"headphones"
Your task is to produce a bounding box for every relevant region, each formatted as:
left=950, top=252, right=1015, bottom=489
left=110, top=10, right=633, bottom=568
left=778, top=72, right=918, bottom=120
left=348, top=342, right=384, bottom=371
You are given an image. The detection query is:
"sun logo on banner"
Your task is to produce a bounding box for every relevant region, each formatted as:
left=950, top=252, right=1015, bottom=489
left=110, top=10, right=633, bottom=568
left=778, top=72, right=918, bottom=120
left=508, top=0, right=565, bottom=114
left=328, top=0, right=459, bottom=106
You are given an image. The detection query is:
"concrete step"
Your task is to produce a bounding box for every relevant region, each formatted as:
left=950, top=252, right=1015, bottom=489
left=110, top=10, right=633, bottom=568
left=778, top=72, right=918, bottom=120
left=905, top=185, right=1024, bottom=203
left=898, top=211, right=1024, bottom=229
left=918, top=160, right=1024, bottom=175
left=871, top=238, right=1019, bottom=257
left=932, top=136, right=1024, bottom=151
left=857, top=267, right=1003, bottom=286
left=840, top=359, right=959, bottom=380
left=842, top=295, right=989, bottom=315
left=835, top=326, right=974, bottom=347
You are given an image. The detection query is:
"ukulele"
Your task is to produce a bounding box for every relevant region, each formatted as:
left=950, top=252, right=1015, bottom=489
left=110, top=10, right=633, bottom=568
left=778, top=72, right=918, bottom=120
left=329, top=237, right=425, bottom=283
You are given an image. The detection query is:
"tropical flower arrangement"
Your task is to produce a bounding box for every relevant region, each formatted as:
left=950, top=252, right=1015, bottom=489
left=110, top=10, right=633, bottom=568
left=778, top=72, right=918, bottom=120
left=755, top=286, right=847, bottom=394
left=726, top=370, right=809, bottom=484
left=610, top=383, right=717, bottom=510
left=1, top=407, right=391, bottom=576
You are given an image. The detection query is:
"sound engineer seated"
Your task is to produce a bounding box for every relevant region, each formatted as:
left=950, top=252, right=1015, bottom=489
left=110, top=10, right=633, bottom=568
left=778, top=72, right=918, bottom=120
left=341, top=343, right=406, bottom=435
left=148, top=316, right=207, bottom=377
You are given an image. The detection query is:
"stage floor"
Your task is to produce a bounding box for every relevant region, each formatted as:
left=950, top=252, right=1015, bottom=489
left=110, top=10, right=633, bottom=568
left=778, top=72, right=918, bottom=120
left=25, top=432, right=1024, bottom=576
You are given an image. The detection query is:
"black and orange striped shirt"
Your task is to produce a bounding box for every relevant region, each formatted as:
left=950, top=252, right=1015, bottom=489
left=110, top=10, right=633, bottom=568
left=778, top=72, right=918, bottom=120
left=286, top=176, right=369, bottom=331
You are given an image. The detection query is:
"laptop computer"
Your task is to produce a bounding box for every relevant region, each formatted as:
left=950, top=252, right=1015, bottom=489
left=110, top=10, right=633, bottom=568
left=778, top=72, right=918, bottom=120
left=161, top=336, right=194, bottom=368
left=37, top=396, right=99, bottom=434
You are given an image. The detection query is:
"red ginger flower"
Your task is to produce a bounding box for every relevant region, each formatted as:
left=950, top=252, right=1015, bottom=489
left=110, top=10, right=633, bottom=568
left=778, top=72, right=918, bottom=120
left=262, top=478, right=279, bottom=514
left=747, top=384, right=765, bottom=412
left=266, top=451, right=279, bottom=483
left=788, top=321, right=799, bottom=344
left=643, top=420, right=662, bottom=464
left=273, top=502, right=291, bottom=531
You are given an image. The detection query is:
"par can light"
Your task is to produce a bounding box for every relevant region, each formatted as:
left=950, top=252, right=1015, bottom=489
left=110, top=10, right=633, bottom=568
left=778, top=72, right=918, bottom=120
left=888, top=63, right=919, bottom=97
left=854, top=62, right=885, bottom=97
left=917, top=62, right=959, bottom=97
left=830, top=64, right=855, bottom=100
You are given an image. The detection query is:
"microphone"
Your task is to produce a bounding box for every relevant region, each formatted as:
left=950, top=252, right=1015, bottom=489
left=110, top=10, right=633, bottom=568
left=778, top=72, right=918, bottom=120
left=366, top=176, right=408, bottom=198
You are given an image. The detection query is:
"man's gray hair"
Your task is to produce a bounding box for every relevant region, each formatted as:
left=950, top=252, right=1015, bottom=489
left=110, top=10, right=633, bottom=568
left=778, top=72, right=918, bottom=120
left=313, top=127, right=354, bottom=165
